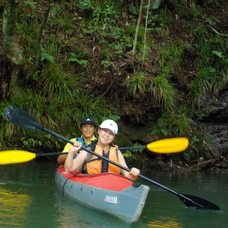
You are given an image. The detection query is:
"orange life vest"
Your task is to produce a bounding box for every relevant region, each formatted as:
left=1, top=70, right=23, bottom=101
left=86, top=145, right=121, bottom=175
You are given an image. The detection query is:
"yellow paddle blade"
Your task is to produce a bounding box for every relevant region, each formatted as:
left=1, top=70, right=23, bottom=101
left=147, top=137, right=189, bottom=153
left=0, top=150, right=36, bottom=165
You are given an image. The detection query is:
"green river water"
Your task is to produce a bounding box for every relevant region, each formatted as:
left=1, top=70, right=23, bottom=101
left=0, top=160, right=227, bottom=228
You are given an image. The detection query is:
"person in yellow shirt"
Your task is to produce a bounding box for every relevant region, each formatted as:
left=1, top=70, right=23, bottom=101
left=64, top=119, right=140, bottom=181
left=57, top=116, right=97, bottom=164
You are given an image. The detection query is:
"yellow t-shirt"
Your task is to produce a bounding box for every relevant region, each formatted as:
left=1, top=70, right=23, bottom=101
left=62, top=135, right=97, bottom=152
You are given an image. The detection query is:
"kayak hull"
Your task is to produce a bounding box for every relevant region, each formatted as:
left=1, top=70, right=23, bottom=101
left=55, top=166, right=149, bottom=224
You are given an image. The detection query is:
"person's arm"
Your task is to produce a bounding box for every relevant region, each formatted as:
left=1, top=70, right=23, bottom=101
left=117, top=149, right=140, bottom=181
left=57, top=154, right=68, bottom=164
left=64, top=142, right=87, bottom=172
left=57, top=139, right=75, bottom=164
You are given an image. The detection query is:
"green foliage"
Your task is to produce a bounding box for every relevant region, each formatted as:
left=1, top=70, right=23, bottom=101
left=151, top=107, right=194, bottom=137
left=149, top=74, right=177, bottom=111
left=24, top=1, right=37, bottom=8
left=126, top=70, right=177, bottom=112
left=37, top=64, right=78, bottom=102
left=56, top=17, right=76, bottom=30
left=41, top=52, right=55, bottom=63
left=192, top=26, right=227, bottom=70
left=204, top=0, right=222, bottom=7
left=183, top=149, right=196, bottom=164
left=148, top=9, right=173, bottom=28
left=71, top=92, right=117, bottom=127
left=194, top=44, right=213, bottom=68
left=183, top=132, right=219, bottom=164
left=187, top=67, right=215, bottom=106
left=122, top=143, right=144, bottom=160
left=126, top=71, right=148, bottom=96
left=158, top=41, right=186, bottom=75
left=78, top=0, right=94, bottom=12
left=68, top=52, right=89, bottom=67
left=92, top=3, right=119, bottom=25
left=101, top=60, right=111, bottom=73
left=5, top=87, right=62, bottom=131
left=20, top=137, right=42, bottom=147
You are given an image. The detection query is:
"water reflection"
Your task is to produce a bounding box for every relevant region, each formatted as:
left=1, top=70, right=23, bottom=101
left=0, top=184, right=32, bottom=226
left=54, top=193, right=134, bottom=228
left=147, top=220, right=183, bottom=228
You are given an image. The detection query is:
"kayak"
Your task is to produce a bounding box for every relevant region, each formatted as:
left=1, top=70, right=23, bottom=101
left=55, top=165, right=150, bottom=224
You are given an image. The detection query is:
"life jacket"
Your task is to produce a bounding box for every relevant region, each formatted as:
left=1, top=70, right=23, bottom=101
left=86, top=144, right=121, bottom=175
left=77, top=137, right=85, bottom=146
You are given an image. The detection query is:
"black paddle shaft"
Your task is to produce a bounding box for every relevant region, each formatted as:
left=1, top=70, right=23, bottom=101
left=3, top=105, right=220, bottom=210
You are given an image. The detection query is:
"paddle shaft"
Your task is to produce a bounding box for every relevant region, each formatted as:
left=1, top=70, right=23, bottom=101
left=119, top=146, right=146, bottom=150
left=138, top=174, right=203, bottom=208
left=38, top=147, right=145, bottom=157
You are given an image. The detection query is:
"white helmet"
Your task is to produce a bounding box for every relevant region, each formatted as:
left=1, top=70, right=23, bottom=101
left=99, top=119, right=118, bottom=135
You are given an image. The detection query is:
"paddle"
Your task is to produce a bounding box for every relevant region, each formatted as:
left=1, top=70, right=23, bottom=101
left=0, top=137, right=189, bottom=165
left=0, top=136, right=187, bottom=165
left=119, top=137, right=189, bottom=153
left=3, top=105, right=220, bottom=210
left=0, top=150, right=66, bottom=165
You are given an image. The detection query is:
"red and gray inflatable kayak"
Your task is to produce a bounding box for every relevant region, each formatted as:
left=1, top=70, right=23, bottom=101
left=55, top=165, right=149, bottom=224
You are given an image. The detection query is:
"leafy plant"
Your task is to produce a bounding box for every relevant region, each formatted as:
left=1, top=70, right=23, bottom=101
left=158, top=41, right=186, bottom=75
left=68, top=53, right=89, bottom=67
left=101, top=60, right=111, bottom=73
left=149, top=74, right=177, bottom=111
left=126, top=71, right=148, bottom=96
left=187, top=67, right=215, bottom=106
left=20, top=137, right=42, bottom=147
left=41, top=52, right=55, bottom=63
left=151, top=107, right=193, bottom=137
left=123, top=143, right=144, bottom=160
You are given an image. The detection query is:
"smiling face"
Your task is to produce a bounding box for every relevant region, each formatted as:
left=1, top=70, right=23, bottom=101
left=98, top=128, right=115, bottom=145
left=81, top=124, right=96, bottom=140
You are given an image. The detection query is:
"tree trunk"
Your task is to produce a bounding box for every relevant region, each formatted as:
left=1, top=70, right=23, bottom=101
left=2, top=0, right=26, bottom=97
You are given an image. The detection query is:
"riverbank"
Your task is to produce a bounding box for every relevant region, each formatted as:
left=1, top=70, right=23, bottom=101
left=147, top=155, right=228, bottom=175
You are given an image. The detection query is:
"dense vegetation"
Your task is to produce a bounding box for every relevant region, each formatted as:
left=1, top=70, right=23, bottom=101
left=0, top=0, right=227, bottom=168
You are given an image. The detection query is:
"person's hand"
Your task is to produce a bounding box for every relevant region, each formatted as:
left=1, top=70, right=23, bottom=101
left=127, top=167, right=140, bottom=181
left=69, top=141, right=82, bottom=155
left=129, top=167, right=140, bottom=177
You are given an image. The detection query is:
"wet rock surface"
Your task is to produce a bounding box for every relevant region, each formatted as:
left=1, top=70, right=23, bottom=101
left=198, top=89, right=228, bottom=174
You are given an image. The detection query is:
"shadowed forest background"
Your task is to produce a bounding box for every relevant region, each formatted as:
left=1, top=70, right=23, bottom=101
left=0, top=0, right=228, bottom=173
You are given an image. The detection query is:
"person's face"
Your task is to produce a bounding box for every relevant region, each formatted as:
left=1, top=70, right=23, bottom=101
left=81, top=124, right=96, bottom=139
left=98, top=128, right=115, bottom=144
